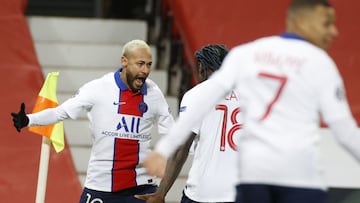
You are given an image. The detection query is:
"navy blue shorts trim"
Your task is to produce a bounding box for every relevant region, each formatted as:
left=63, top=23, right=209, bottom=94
left=79, top=185, right=157, bottom=203
left=181, top=190, right=234, bottom=203
left=235, top=183, right=327, bottom=203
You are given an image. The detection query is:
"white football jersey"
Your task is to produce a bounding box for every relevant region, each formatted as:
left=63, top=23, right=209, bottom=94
left=180, top=80, right=242, bottom=202
left=28, top=69, right=174, bottom=192
left=212, top=35, right=352, bottom=189
left=156, top=34, right=358, bottom=190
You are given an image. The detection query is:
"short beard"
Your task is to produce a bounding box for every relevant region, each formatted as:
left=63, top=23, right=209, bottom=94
left=126, top=71, right=139, bottom=92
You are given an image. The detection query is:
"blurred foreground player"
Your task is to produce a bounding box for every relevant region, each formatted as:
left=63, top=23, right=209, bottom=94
left=143, top=0, right=360, bottom=203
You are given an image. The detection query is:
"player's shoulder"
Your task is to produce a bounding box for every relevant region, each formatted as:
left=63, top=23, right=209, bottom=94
left=293, top=40, right=336, bottom=68
left=232, top=35, right=278, bottom=48
left=145, top=78, right=159, bottom=89
left=228, top=36, right=278, bottom=57
left=80, top=72, right=113, bottom=89
left=182, top=80, right=212, bottom=100
left=247, top=35, right=333, bottom=63
left=145, top=78, right=164, bottom=95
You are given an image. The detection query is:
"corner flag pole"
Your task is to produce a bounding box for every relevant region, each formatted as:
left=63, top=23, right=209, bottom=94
left=35, top=137, right=51, bottom=203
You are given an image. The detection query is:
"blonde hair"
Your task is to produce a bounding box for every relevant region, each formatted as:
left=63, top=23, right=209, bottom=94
left=122, top=39, right=151, bottom=57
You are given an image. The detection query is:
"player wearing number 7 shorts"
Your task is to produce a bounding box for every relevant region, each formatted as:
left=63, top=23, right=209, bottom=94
left=143, top=0, right=360, bottom=203
left=136, top=44, right=240, bottom=203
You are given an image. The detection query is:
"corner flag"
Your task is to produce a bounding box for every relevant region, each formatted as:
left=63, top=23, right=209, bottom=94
left=29, top=72, right=64, bottom=153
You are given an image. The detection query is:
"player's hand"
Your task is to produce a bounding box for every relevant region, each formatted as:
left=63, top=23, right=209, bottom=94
left=143, top=151, right=167, bottom=178
left=134, top=192, right=165, bottom=203
left=11, top=103, right=29, bottom=132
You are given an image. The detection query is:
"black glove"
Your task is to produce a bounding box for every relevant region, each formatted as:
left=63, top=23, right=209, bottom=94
left=11, top=103, right=29, bottom=132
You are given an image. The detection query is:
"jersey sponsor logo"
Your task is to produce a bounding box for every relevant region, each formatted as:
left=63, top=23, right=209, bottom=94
left=101, top=116, right=151, bottom=140
left=116, top=116, right=140, bottom=133
left=101, top=130, right=151, bottom=140
left=138, top=102, right=148, bottom=113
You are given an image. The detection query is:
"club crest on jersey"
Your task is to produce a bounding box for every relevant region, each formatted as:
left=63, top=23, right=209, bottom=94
left=138, top=102, right=148, bottom=113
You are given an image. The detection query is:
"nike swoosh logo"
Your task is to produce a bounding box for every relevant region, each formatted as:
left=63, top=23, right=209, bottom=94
left=113, top=101, right=126, bottom=105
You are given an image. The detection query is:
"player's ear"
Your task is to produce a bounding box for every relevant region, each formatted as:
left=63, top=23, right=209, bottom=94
left=121, top=55, right=128, bottom=68
left=207, top=69, right=215, bottom=77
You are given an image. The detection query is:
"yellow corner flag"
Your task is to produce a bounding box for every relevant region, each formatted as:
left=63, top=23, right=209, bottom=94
left=29, top=72, right=64, bottom=153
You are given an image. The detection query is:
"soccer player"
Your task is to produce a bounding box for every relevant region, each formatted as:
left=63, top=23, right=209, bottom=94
left=136, top=44, right=239, bottom=203
left=11, top=39, right=174, bottom=203
left=143, top=0, right=360, bottom=203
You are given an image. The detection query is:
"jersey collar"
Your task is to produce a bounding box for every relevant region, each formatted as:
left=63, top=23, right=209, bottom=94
left=114, top=68, right=147, bottom=94
left=280, top=33, right=306, bottom=42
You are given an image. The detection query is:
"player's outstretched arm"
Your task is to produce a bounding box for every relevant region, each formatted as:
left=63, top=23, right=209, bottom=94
left=11, top=103, right=29, bottom=132
left=136, top=133, right=195, bottom=203
left=329, top=118, right=360, bottom=161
